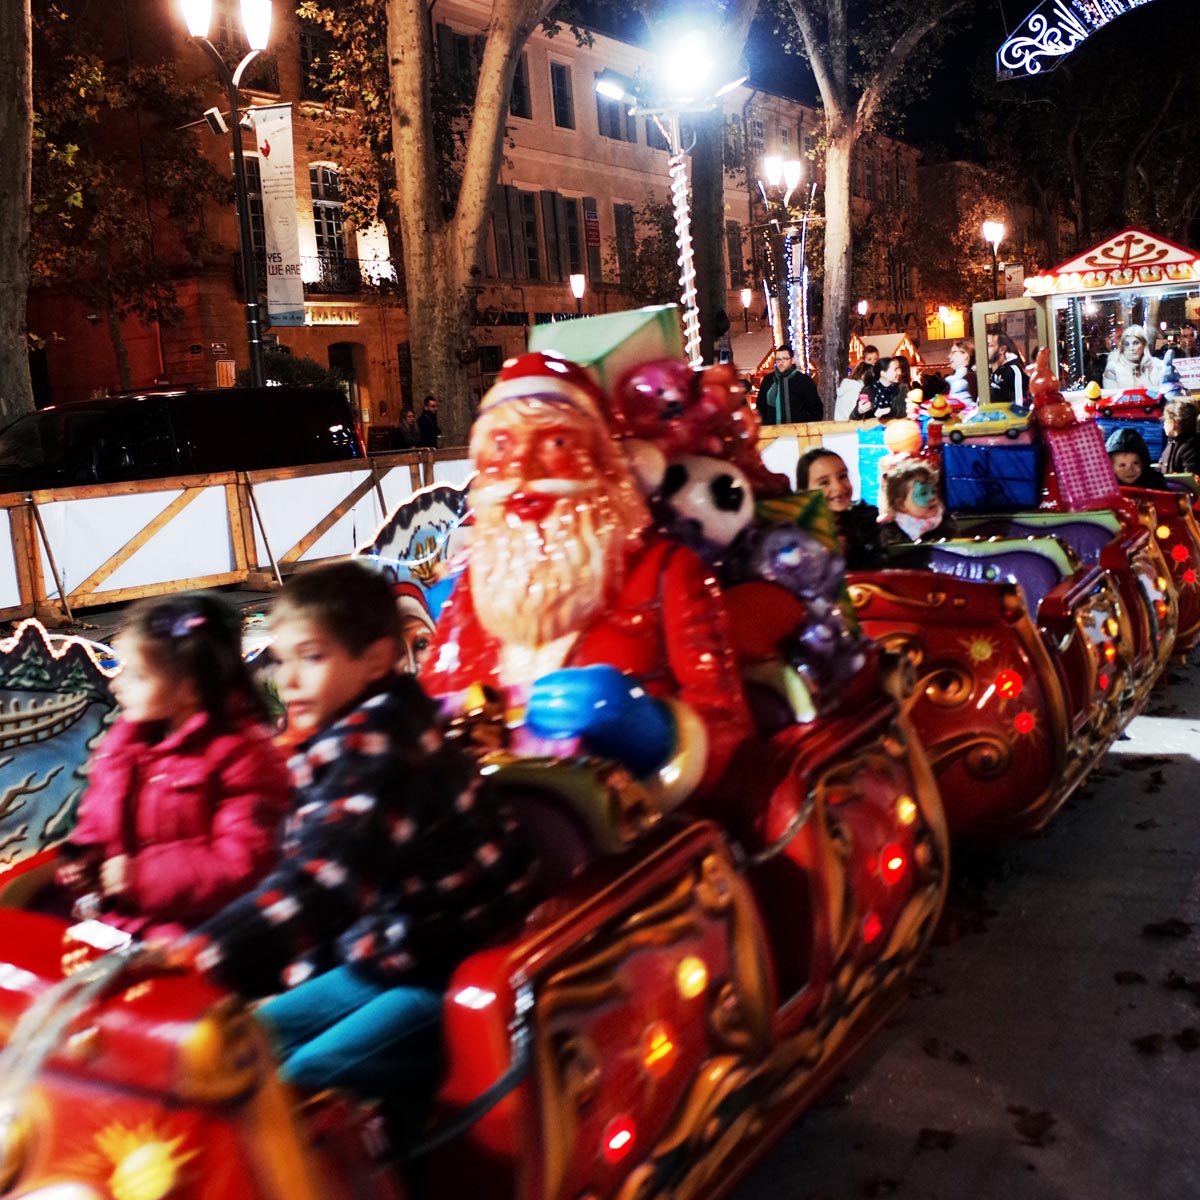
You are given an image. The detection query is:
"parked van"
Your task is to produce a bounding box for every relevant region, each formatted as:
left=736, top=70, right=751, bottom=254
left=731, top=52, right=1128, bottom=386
left=0, top=386, right=364, bottom=493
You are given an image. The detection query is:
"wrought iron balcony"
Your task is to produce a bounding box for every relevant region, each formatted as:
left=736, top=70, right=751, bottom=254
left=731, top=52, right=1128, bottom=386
left=233, top=253, right=379, bottom=297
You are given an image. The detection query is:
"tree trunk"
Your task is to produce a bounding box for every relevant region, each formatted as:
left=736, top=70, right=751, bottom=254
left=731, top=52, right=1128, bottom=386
left=820, top=127, right=854, bottom=418
left=0, top=0, right=35, bottom=422
left=104, top=279, right=132, bottom=391
left=691, top=111, right=726, bottom=365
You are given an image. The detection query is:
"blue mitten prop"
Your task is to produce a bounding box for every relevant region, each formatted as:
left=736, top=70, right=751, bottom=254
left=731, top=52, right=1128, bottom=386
left=526, top=665, right=676, bottom=775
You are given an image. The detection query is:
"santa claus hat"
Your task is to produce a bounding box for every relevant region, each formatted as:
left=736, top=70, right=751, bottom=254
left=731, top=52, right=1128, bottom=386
left=479, top=351, right=608, bottom=425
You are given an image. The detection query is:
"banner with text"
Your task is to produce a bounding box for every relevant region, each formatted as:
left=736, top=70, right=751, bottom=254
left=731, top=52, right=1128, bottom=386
left=253, top=104, right=305, bottom=327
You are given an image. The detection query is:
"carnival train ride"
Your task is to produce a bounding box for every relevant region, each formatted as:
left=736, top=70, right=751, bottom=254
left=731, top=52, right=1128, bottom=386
left=0, top=295, right=1195, bottom=1200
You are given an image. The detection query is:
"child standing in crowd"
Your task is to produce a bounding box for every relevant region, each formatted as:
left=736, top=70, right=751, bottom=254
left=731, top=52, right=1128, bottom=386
left=57, top=593, right=290, bottom=939
left=1158, top=400, right=1200, bottom=476
left=173, top=561, right=537, bottom=1094
left=1106, top=427, right=1168, bottom=490
left=796, top=447, right=881, bottom=569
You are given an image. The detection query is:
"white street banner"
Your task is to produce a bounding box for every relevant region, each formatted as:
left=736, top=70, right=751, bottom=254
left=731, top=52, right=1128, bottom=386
left=253, top=104, right=305, bottom=327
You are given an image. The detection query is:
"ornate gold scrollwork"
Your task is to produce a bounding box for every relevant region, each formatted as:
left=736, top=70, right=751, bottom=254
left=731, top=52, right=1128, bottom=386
left=920, top=665, right=975, bottom=709
left=924, top=729, right=1013, bottom=780
left=848, top=582, right=947, bottom=612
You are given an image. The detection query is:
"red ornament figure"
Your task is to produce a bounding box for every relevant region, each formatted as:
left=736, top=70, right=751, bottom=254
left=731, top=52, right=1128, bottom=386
left=422, top=351, right=753, bottom=803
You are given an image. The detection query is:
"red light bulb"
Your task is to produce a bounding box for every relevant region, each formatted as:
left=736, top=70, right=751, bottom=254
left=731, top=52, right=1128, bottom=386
left=602, top=1115, right=637, bottom=1164
left=879, top=843, right=906, bottom=885
left=1014, top=711, right=1035, bottom=735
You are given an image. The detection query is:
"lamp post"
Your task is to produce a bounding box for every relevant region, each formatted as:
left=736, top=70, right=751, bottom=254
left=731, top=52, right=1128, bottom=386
left=740, top=286, right=752, bottom=333
left=757, top=156, right=811, bottom=370
left=181, top=0, right=272, bottom=389
left=982, top=220, right=1005, bottom=302
left=569, top=273, right=586, bottom=318
left=594, top=34, right=746, bottom=369
left=857, top=299, right=868, bottom=337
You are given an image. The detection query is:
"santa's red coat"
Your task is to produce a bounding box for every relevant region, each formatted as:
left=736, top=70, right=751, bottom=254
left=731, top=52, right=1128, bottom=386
left=421, top=538, right=752, bottom=796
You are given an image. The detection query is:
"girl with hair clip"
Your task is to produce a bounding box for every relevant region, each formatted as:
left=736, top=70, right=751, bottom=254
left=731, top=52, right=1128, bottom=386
left=56, top=591, right=290, bottom=939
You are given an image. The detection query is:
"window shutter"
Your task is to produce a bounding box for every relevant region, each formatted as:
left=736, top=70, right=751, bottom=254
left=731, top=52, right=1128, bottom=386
left=540, top=191, right=561, bottom=280
left=506, top=185, right=528, bottom=280
left=625, top=108, right=637, bottom=143
left=554, top=194, right=572, bottom=283
left=583, top=196, right=602, bottom=281
left=492, top=184, right=514, bottom=279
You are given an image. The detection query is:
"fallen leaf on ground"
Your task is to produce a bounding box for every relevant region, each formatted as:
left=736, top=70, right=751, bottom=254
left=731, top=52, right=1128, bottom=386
left=916, top=1128, right=957, bottom=1152
left=1121, top=755, right=1170, bottom=772
left=1174, top=1028, right=1200, bottom=1052
left=1131, top=1033, right=1166, bottom=1055
left=1012, top=1109, right=1057, bottom=1146
left=1142, top=918, right=1193, bottom=939
left=1114, top=970, right=1147, bottom=985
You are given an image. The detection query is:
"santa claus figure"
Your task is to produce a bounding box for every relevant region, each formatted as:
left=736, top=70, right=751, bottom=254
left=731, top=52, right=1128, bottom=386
left=421, top=351, right=752, bottom=804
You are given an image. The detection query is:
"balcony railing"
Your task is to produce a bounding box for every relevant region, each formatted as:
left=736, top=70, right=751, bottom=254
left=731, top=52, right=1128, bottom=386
left=234, top=254, right=393, bottom=298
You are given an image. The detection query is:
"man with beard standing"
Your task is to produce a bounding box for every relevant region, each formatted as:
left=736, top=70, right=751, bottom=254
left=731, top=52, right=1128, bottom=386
left=421, top=352, right=752, bottom=806
left=756, top=344, right=823, bottom=425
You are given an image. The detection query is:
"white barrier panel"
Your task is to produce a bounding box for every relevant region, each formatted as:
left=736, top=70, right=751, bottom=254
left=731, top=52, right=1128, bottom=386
left=0, top=510, right=22, bottom=611
left=36, top=486, right=235, bottom=601
left=249, top=469, right=387, bottom=566
left=432, top=457, right=474, bottom=488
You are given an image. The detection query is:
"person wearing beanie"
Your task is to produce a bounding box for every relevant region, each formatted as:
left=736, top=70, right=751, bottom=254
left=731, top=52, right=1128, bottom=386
left=1106, top=426, right=1167, bottom=490
left=1159, top=399, right=1200, bottom=476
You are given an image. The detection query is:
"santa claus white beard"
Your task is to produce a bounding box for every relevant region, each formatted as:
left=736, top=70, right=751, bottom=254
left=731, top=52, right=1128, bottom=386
left=470, top=482, right=629, bottom=649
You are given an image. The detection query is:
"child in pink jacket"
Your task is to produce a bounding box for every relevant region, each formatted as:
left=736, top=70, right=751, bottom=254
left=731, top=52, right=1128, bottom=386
left=57, top=591, right=290, bottom=938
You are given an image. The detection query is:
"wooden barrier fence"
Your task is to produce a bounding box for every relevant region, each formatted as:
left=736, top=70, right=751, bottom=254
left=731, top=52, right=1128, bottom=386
left=0, top=424, right=870, bottom=621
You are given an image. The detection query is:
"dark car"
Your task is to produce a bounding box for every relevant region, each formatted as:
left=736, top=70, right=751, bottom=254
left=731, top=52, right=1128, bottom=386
left=0, top=386, right=364, bottom=493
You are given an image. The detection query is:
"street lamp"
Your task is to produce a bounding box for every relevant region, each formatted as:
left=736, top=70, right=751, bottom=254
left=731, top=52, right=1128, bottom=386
left=756, top=156, right=811, bottom=368
left=937, top=305, right=951, bottom=339
left=982, top=220, right=1005, bottom=301
left=740, top=286, right=752, bottom=333
left=594, top=33, right=744, bottom=368
left=857, top=299, right=869, bottom=335
left=569, top=273, right=586, bottom=318
left=181, top=0, right=272, bottom=388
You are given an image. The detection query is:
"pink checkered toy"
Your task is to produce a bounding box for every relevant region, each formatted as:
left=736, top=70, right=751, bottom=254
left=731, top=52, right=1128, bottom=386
left=1043, top=421, right=1119, bottom=509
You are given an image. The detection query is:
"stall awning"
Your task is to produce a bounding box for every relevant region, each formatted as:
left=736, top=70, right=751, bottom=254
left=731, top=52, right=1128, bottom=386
left=1025, top=228, right=1200, bottom=296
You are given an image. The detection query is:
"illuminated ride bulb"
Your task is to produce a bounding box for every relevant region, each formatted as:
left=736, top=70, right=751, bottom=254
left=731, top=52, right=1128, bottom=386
left=641, top=1021, right=677, bottom=1079
left=602, top=1114, right=637, bottom=1164
left=1104, top=618, right=1120, bottom=637
left=676, top=955, right=708, bottom=1000
left=1014, top=711, right=1035, bottom=735
left=879, top=844, right=906, bottom=885
left=1171, top=543, right=1189, bottom=563
left=1186, top=569, right=1198, bottom=586
left=994, top=670, right=1023, bottom=700
left=862, top=911, right=883, bottom=943
left=1156, top=525, right=1171, bottom=540
left=895, top=796, right=918, bottom=826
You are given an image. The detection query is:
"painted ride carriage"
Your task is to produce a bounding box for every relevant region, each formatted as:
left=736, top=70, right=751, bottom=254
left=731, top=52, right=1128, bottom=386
left=0, top=328, right=949, bottom=1200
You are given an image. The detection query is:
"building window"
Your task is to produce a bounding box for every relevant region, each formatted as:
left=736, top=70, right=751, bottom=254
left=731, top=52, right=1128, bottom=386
left=726, top=221, right=744, bottom=288
left=645, top=118, right=670, bottom=152
left=298, top=20, right=333, bottom=101
left=805, top=133, right=816, bottom=157
left=311, top=165, right=347, bottom=262
left=517, top=190, right=541, bottom=280
left=726, top=117, right=743, bottom=165
left=550, top=62, right=575, bottom=129
left=239, top=154, right=267, bottom=277
left=509, top=53, right=532, bottom=119
left=613, top=202, right=636, bottom=286
left=864, top=155, right=876, bottom=201
left=436, top=24, right=482, bottom=99
left=596, top=75, right=637, bottom=142
left=749, top=118, right=765, bottom=156
left=780, top=125, right=790, bottom=151
left=563, top=198, right=583, bottom=275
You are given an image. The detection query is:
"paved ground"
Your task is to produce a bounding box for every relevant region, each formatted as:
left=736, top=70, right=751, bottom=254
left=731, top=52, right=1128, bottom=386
left=737, top=659, right=1200, bottom=1200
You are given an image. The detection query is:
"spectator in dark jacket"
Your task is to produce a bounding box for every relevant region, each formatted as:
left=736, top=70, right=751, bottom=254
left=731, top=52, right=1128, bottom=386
left=174, top=561, right=537, bottom=1094
left=1106, top=426, right=1168, bottom=490
left=869, top=357, right=906, bottom=420
left=1159, top=399, right=1200, bottom=476
left=394, top=408, right=420, bottom=450
left=756, top=344, right=823, bottom=424
left=417, top=395, right=441, bottom=448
